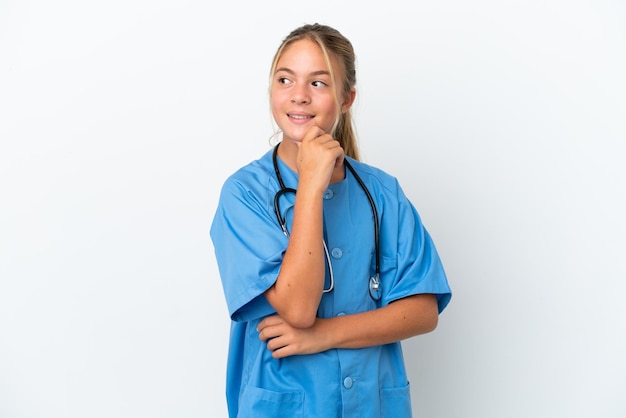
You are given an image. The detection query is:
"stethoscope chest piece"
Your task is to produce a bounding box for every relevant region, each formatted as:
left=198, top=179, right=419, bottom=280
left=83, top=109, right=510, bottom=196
left=369, top=274, right=382, bottom=301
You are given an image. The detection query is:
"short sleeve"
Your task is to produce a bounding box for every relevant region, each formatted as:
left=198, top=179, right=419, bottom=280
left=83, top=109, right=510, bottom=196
left=210, top=172, right=286, bottom=322
left=380, top=181, right=452, bottom=313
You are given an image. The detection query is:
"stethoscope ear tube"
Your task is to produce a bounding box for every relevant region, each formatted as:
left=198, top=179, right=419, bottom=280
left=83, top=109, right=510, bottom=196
left=272, top=171, right=334, bottom=292
left=344, top=159, right=381, bottom=288
left=274, top=187, right=296, bottom=237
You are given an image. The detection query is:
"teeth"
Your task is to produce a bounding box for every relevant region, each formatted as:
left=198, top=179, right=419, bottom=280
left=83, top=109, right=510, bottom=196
left=289, top=114, right=311, bottom=120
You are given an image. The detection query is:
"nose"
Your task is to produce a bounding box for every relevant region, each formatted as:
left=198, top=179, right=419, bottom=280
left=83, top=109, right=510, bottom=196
left=290, top=85, right=310, bottom=104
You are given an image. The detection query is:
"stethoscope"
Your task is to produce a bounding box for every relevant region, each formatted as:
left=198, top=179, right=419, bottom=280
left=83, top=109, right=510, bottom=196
left=272, top=144, right=382, bottom=301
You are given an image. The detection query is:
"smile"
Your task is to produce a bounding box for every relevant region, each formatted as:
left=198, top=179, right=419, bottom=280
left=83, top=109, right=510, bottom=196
left=288, top=114, right=314, bottom=120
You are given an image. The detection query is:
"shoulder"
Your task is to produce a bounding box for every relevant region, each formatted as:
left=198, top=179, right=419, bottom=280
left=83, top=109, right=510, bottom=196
left=220, top=149, right=277, bottom=195
left=345, top=157, right=402, bottom=195
left=215, top=149, right=282, bottom=214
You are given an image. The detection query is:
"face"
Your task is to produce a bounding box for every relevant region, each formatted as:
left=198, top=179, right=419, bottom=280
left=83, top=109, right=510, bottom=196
left=270, top=39, right=351, bottom=144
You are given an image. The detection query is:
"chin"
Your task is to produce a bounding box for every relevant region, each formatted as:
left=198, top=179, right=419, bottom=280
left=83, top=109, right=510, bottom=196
left=282, top=136, right=303, bottom=145
left=280, top=129, right=305, bottom=144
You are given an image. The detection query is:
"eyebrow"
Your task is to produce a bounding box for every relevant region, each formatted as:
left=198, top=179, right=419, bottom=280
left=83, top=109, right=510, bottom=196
left=275, top=67, right=331, bottom=77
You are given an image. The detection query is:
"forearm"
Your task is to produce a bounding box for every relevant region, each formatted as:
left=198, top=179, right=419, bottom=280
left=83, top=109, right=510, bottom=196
left=258, top=294, right=440, bottom=358
left=265, top=185, right=326, bottom=328
left=322, top=294, right=439, bottom=349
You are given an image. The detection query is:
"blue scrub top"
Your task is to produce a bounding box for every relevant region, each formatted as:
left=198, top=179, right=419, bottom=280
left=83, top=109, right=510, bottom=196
left=210, top=148, right=451, bottom=418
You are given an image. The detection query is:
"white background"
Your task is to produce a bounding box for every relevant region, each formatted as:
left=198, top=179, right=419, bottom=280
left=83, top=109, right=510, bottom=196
left=1, top=1, right=625, bottom=417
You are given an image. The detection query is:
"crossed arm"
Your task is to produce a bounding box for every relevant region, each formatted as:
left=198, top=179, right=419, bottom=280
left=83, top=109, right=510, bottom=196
left=262, top=131, right=440, bottom=358
left=258, top=293, right=439, bottom=358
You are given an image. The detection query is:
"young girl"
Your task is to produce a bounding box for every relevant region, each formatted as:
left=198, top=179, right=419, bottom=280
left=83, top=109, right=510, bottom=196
left=210, top=23, right=451, bottom=418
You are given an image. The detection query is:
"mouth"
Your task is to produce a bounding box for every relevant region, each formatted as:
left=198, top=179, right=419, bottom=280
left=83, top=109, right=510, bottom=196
left=287, top=113, right=314, bottom=121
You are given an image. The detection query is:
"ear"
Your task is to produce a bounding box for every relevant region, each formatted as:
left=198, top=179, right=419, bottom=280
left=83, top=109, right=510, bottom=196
left=341, top=88, right=356, bottom=114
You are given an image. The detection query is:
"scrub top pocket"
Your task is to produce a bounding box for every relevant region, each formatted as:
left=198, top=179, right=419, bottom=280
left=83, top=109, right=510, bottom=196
left=238, top=385, right=304, bottom=418
left=380, top=382, right=412, bottom=418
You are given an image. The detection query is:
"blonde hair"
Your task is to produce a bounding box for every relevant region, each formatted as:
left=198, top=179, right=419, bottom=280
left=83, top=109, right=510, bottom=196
left=269, top=23, right=360, bottom=161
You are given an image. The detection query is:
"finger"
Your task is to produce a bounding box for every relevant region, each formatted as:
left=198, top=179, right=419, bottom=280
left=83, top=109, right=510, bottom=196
left=257, top=315, right=282, bottom=332
left=271, top=345, right=293, bottom=359
left=266, top=335, right=288, bottom=352
left=258, top=324, right=282, bottom=342
left=267, top=339, right=297, bottom=359
left=302, top=125, right=326, bottom=143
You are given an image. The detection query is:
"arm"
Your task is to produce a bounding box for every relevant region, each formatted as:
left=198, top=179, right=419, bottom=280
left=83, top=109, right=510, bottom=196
left=264, top=127, right=345, bottom=328
left=258, top=293, right=439, bottom=358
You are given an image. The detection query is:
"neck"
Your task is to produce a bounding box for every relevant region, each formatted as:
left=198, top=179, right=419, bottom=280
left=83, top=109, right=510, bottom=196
left=276, top=141, right=299, bottom=173
left=330, top=164, right=346, bottom=184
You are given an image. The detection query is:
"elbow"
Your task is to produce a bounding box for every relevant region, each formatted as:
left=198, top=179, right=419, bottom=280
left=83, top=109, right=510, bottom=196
left=265, top=285, right=320, bottom=328
left=281, top=307, right=317, bottom=329
left=411, top=312, right=438, bottom=336
left=419, top=300, right=439, bottom=334
left=424, top=312, right=439, bottom=334
left=407, top=294, right=439, bottom=335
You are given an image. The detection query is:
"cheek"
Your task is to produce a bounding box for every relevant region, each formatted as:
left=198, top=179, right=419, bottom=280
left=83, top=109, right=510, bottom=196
left=320, top=99, right=340, bottom=126
left=269, top=96, right=280, bottom=118
left=270, top=90, right=286, bottom=112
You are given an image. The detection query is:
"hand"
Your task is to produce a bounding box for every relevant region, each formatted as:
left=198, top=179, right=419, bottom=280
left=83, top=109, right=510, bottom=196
left=296, top=125, right=344, bottom=193
left=257, top=314, right=330, bottom=358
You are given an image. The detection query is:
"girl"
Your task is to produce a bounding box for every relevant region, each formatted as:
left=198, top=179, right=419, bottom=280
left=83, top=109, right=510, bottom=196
left=210, top=23, right=451, bottom=418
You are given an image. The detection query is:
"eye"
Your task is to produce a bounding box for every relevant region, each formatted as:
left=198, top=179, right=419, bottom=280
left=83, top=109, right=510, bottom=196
left=312, top=80, right=328, bottom=87
left=277, top=77, right=292, bottom=85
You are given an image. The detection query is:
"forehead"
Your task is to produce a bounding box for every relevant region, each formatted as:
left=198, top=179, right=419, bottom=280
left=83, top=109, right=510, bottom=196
left=276, top=38, right=338, bottom=74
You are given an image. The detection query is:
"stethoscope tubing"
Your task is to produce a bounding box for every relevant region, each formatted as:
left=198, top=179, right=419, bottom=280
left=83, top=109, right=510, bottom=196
left=271, top=144, right=382, bottom=300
